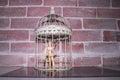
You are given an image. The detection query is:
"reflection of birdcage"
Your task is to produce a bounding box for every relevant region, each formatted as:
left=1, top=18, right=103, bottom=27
left=34, top=7, right=72, bottom=71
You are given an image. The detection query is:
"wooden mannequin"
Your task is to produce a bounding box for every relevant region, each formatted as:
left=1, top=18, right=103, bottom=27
left=44, top=41, right=56, bottom=69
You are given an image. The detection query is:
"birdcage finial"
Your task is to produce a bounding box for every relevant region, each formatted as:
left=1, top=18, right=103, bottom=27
left=50, top=6, right=55, bottom=14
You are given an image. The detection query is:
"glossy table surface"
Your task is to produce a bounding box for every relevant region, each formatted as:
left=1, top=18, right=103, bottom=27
left=0, top=66, right=120, bottom=78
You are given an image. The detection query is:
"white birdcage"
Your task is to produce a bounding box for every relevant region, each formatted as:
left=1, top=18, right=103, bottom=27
left=34, top=7, right=72, bottom=71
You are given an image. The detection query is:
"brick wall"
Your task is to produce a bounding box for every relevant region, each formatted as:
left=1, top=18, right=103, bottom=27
left=0, top=0, right=120, bottom=67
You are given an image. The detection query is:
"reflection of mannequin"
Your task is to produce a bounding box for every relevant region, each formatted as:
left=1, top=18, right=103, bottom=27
left=44, top=41, right=56, bottom=69
left=48, top=71, right=56, bottom=77
left=43, top=70, right=56, bottom=78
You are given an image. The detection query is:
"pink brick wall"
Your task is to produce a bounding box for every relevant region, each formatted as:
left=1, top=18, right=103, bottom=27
left=0, top=0, right=120, bottom=67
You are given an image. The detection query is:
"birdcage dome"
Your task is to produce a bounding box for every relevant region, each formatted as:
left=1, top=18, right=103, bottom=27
left=35, top=14, right=72, bottom=41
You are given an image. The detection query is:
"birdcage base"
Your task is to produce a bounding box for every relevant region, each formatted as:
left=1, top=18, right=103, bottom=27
left=34, top=66, right=72, bottom=71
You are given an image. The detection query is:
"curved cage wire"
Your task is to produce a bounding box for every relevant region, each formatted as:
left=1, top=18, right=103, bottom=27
left=34, top=8, right=72, bottom=71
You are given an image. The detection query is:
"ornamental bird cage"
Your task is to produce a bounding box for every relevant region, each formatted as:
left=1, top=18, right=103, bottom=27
left=34, top=7, right=72, bottom=71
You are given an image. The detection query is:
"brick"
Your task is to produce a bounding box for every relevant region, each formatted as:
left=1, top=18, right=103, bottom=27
left=11, top=42, right=35, bottom=53
left=0, top=55, right=26, bottom=66
left=74, top=57, right=101, bottom=67
left=9, top=0, right=42, bottom=6
left=118, top=20, right=120, bottom=29
left=0, top=30, right=29, bottom=41
left=30, top=30, right=35, bottom=41
left=103, top=57, right=120, bottom=66
left=72, top=30, right=102, bottom=41
left=72, top=43, right=84, bottom=54
left=78, top=0, right=110, bottom=7
left=103, top=31, right=120, bottom=41
left=63, top=8, right=96, bottom=18
left=44, top=0, right=77, bottom=6
left=11, top=18, right=38, bottom=29
left=0, top=0, right=8, bottom=6
left=112, top=0, right=120, bottom=7
left=28, top=7, right=49, bottom=17
left=0, top=7, right=26, bottom=17
left=27, top=7, right=61, bottom=17
left=97, top=9, right=120, bottom=18
left=28, top=55, right=34, bottom=67
left=85, top=43, right=120, bottom=54
left=67, top=19, right=82, bottom=29
left=0, top=18, right=9, bottom=28
left=83, top=19, right=117, bottom=29
left=0, top=43, right=9, bottom=52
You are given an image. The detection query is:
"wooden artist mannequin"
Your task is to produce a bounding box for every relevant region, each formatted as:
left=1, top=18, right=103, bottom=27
left=44, top=41, right=56, bottom=69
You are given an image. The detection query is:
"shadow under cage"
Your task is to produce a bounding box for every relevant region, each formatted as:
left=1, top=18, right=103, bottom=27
left=34, top=7, right=72, bottom=71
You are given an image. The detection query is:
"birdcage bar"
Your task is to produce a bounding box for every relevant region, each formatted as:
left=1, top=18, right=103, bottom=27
left=65, top=33, right=67, bottom=68
left=45, top=34, right=47, bottom=69
left=69, top=35, right=72, bottom=68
